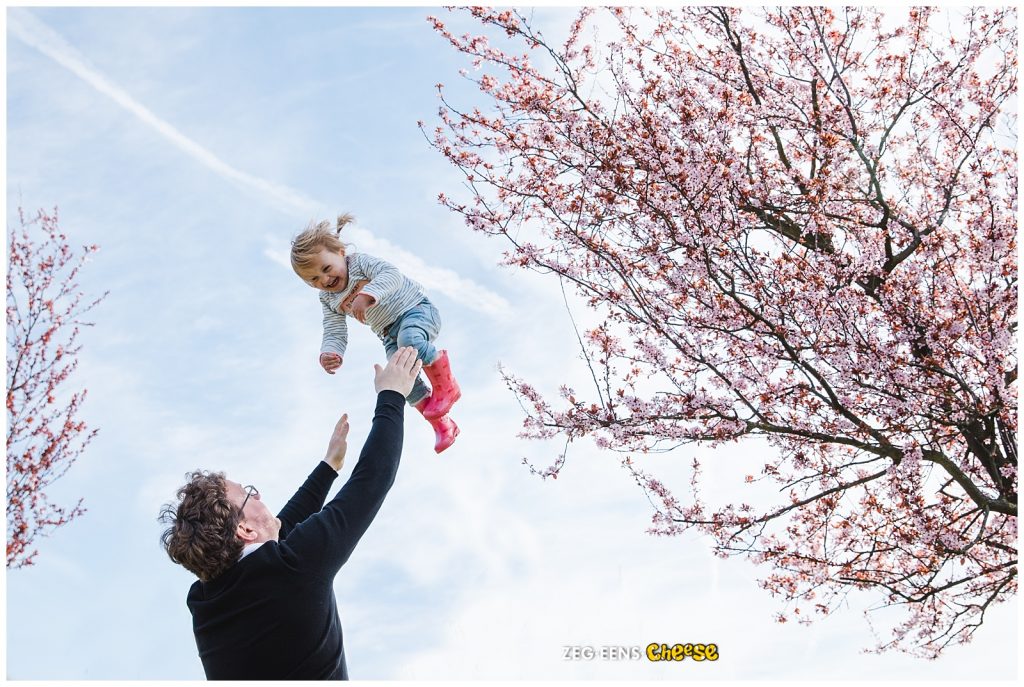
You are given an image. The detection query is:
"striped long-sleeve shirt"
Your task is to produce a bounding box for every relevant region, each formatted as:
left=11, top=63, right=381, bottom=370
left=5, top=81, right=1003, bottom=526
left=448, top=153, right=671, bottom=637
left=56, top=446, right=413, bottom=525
left=319, top=252, right=427, bottom=358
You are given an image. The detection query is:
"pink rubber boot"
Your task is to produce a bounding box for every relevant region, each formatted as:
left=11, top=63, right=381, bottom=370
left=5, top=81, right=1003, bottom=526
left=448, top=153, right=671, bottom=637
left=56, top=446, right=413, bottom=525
left=419, top=350, right=461, bottom=419
left=414, top=398, right=460, bottom=454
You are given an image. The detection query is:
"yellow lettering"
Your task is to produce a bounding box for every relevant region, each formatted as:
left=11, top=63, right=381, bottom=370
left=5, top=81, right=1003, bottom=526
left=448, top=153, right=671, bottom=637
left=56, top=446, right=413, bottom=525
left=646, top=641, right=720, bottom=662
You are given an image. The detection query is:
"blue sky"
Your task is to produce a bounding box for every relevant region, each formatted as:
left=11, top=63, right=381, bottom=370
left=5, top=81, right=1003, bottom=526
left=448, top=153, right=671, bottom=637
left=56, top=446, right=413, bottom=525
left=4, top=5, right=1017, bottom=682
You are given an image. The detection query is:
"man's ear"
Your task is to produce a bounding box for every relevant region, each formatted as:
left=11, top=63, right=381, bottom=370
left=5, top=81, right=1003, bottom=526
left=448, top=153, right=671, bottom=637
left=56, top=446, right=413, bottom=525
left=236, top=520, right=257, bottom=544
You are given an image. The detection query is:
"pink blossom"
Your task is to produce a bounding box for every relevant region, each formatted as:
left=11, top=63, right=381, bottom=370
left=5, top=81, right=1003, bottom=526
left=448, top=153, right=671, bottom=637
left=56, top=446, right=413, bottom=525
left=426, top=6, right=1017, bottom=659
left=6, top=207, right=107, bottom=569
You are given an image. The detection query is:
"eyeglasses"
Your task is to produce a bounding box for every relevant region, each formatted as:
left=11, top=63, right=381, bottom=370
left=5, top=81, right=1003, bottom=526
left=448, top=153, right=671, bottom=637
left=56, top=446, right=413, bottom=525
left=239, top=485, right=259, bottom=514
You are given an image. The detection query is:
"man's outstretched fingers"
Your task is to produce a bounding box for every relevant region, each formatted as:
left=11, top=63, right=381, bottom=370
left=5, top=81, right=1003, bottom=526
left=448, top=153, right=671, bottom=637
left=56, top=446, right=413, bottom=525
left=398, top=346, right=416, bottom=369
left=393, top=346, right=422, bottom=379
left=375, top=347, right=422, bottom=396
left=408, top=349, right=423, bottom=373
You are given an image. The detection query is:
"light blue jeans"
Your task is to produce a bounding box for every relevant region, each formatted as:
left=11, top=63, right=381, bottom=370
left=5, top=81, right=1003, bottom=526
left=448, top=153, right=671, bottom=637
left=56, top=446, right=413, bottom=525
left=381, top=298, right=441, bottom=406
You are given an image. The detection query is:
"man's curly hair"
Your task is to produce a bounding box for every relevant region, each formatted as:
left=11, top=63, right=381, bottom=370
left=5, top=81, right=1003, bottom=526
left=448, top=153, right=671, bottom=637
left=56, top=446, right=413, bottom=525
left=159, top=470, right=244, bottom=582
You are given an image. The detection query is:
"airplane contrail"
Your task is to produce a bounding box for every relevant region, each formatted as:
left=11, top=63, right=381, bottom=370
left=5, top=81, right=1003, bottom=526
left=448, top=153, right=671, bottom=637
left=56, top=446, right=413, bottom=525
left=8, top=8, right=323, bottom=217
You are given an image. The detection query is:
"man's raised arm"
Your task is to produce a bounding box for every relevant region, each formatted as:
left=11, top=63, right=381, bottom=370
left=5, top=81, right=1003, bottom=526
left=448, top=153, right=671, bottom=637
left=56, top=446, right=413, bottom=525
left=275, top=462, right=340, bottom=538
left=280, top=347, right=422, bottom=574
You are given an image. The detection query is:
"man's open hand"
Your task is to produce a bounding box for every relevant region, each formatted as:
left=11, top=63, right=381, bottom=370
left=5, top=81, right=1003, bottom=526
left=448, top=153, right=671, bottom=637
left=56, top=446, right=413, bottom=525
left=374, top=346, right=423, bottom=397
left=323, top=413, right=350, bottom=471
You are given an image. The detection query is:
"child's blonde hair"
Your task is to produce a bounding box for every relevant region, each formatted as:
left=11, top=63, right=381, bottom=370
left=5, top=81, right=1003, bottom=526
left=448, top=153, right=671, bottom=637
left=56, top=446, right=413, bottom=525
left=290, top=213, right=355, bottom=272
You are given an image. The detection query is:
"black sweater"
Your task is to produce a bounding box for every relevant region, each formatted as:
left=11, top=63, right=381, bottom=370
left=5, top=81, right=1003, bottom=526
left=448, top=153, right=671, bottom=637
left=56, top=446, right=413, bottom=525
left=186, top=390, right=405, bottom=680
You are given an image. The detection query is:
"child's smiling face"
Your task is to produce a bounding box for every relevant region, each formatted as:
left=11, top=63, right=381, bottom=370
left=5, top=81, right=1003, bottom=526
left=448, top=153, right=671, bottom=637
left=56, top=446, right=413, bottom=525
left=297, top=248, right=348, bottom=292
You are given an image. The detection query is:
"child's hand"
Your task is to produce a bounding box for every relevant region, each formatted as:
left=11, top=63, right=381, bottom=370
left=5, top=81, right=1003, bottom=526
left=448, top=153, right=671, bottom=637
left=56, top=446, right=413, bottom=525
left=339, top=280, right=371, bottom=321
left=320, top=352, right=343, bottom=374
left=345, top=293, right=375, bottom=324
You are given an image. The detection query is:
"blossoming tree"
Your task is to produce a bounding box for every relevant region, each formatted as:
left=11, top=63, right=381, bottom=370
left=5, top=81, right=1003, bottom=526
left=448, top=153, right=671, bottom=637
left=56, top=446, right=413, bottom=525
left=7, top=207, right=106, bottom=568
left=426, top=6, right=1017, bottom=658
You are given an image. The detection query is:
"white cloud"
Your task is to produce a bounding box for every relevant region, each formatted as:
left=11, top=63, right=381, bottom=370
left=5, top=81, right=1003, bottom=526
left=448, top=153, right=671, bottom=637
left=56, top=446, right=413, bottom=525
left=348, top=226, right=512, bottom=318
left=262, top=239, right=293, bottom=271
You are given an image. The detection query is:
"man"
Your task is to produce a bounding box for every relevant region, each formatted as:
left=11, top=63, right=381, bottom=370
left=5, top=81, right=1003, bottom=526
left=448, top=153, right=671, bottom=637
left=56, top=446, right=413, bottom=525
left=159, top=347, right=423, bottom=680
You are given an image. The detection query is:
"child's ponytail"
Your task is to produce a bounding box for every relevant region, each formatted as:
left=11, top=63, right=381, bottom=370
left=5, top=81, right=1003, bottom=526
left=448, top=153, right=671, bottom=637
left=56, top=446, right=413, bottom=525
left=336, top=213, right=355, bottom=235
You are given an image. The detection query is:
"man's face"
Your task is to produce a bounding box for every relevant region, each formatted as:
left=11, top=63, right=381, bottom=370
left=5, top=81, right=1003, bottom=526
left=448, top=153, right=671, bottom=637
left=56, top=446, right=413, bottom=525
left=226, top=479, right=281, bottom=543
